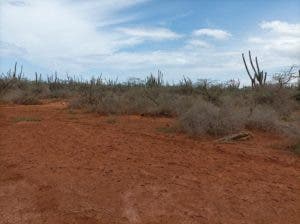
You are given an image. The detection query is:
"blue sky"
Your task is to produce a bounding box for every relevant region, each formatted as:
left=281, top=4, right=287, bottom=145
left=0, top=0, right=299, bottom=84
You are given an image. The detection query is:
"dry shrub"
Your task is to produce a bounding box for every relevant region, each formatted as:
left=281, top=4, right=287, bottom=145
left=141, top=92, right=179, bottom=116
left=68, top=97, right=86, bottom=109
left=1, top=89, right=41, bottom=105
left=119, top=89, right=155, bottom=115
left=69, top=88, right=181, bottom=116
left=251, top=87, right=297, bottom=118
left=173, top=95, right=198, bottom=115
left=179, top=99, right=247, bottom=136
left=179, top=95, right=285, bottom=136
left=31, top=85, right=51, bottom=98
left=66, top=80, right=298, bottom=137
left=48, top=89, right=73, bottom=99
left=0, top=83, right=50, bottom=105
left=69, top=90, right=143, bottom=114
left=275, top=110, right=300, bottom=140
left=15, top=95, right=41, bottom=105
left=246, top=105, right=280, bottom=132
left=13, top=94, right=41, bottom=105
left=91, top=92, right=121, bottom=114
left=1, top=89, right=22, bottom=103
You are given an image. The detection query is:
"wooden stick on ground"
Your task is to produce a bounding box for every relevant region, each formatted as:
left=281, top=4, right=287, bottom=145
left=216, top=131, right=252, bottom=143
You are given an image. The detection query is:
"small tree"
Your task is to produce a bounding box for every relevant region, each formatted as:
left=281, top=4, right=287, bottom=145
left=272, top=65, right=299, bottom=87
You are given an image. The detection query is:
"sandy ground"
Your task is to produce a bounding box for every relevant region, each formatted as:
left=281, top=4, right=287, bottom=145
left=0, top=101, right=299, bottom=224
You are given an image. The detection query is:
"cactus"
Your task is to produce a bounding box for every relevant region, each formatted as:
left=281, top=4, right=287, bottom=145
left=12, top=62, right=17, bottom=78
left=145, top=70, right=164, bottom=88
left=35, top=72, right=38, bottom=85
left=242, top=51, right=267, bottom=88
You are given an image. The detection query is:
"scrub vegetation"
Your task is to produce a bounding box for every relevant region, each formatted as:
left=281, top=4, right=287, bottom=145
left=1, top=52, right=299, bottom=138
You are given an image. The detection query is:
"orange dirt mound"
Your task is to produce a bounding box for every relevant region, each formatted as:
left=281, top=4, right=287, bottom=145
left=0, top=102, right=299, bottom=224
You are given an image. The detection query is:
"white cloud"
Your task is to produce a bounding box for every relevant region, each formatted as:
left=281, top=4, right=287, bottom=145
left=248, top=37, right=264, bottom=44
left=0, top=41, right=27, bottom=57
left=185, top=39, right=211, bottom=48
left=260, top=20, right=300, bottom=36
left=0, top=0, right=154, bottom=70
left=248, top=20, right=300, bottom=60
left=192, top=28, right=231, bottom=40
left=117, top=27, right=181, bottom=41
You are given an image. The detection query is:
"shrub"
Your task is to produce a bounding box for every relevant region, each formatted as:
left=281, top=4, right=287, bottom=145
left=173, top=95, right=197, bottom=115
left=1, top=66, right=298, bottom=138
left=179, top=99, right=247, bottom=136
left=250, top=86, right=297, bottom=118
left=31, top=84, right=51, bottom=98
left=178, top=95, right=287, bottom=136
left=70, top=88, right=181, bottom=116
left=1, top=89, right=41, bottom=105
left=48, top=89, right=73, bottom=99
left=13, top=93, right=41, bottom=105
left=246, top=105, right=280, bottom=132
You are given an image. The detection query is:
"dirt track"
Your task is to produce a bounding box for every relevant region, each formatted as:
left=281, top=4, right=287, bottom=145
left=0, top=102, right=299, bottom=224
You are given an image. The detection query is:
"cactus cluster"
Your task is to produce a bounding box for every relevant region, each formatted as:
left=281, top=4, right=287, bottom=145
left=0, top=62, right=24, bottom=95
left=242, top=51, right=267, bottom=88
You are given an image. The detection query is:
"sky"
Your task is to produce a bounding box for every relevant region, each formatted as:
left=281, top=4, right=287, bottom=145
left=0, top=0, right=300, bottom=85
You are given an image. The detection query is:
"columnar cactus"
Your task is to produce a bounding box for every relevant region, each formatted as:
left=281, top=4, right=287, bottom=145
left=242, top=51, right=267, bottom=88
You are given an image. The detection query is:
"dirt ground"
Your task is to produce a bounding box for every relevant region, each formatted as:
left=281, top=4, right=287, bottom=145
left=0, top=101, right=299, bottom=224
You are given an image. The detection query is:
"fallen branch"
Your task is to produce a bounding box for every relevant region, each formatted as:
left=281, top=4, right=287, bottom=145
left=216, top=131, right=252, bottom=143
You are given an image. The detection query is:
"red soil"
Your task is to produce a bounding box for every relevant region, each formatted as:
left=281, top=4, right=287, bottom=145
left=0, top=101, right=299, bottom=224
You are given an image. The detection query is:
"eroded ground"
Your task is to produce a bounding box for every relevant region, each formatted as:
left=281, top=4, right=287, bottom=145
left=0, top=102, right=299, bottom=224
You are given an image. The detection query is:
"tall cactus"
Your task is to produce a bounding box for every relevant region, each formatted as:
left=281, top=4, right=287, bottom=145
left=242, top=50, right=267, bottom=88
left=12, top=62, right=17, bottom=78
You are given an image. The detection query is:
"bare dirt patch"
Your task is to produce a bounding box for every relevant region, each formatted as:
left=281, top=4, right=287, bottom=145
left=0, top=102, right=299, bottom=224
